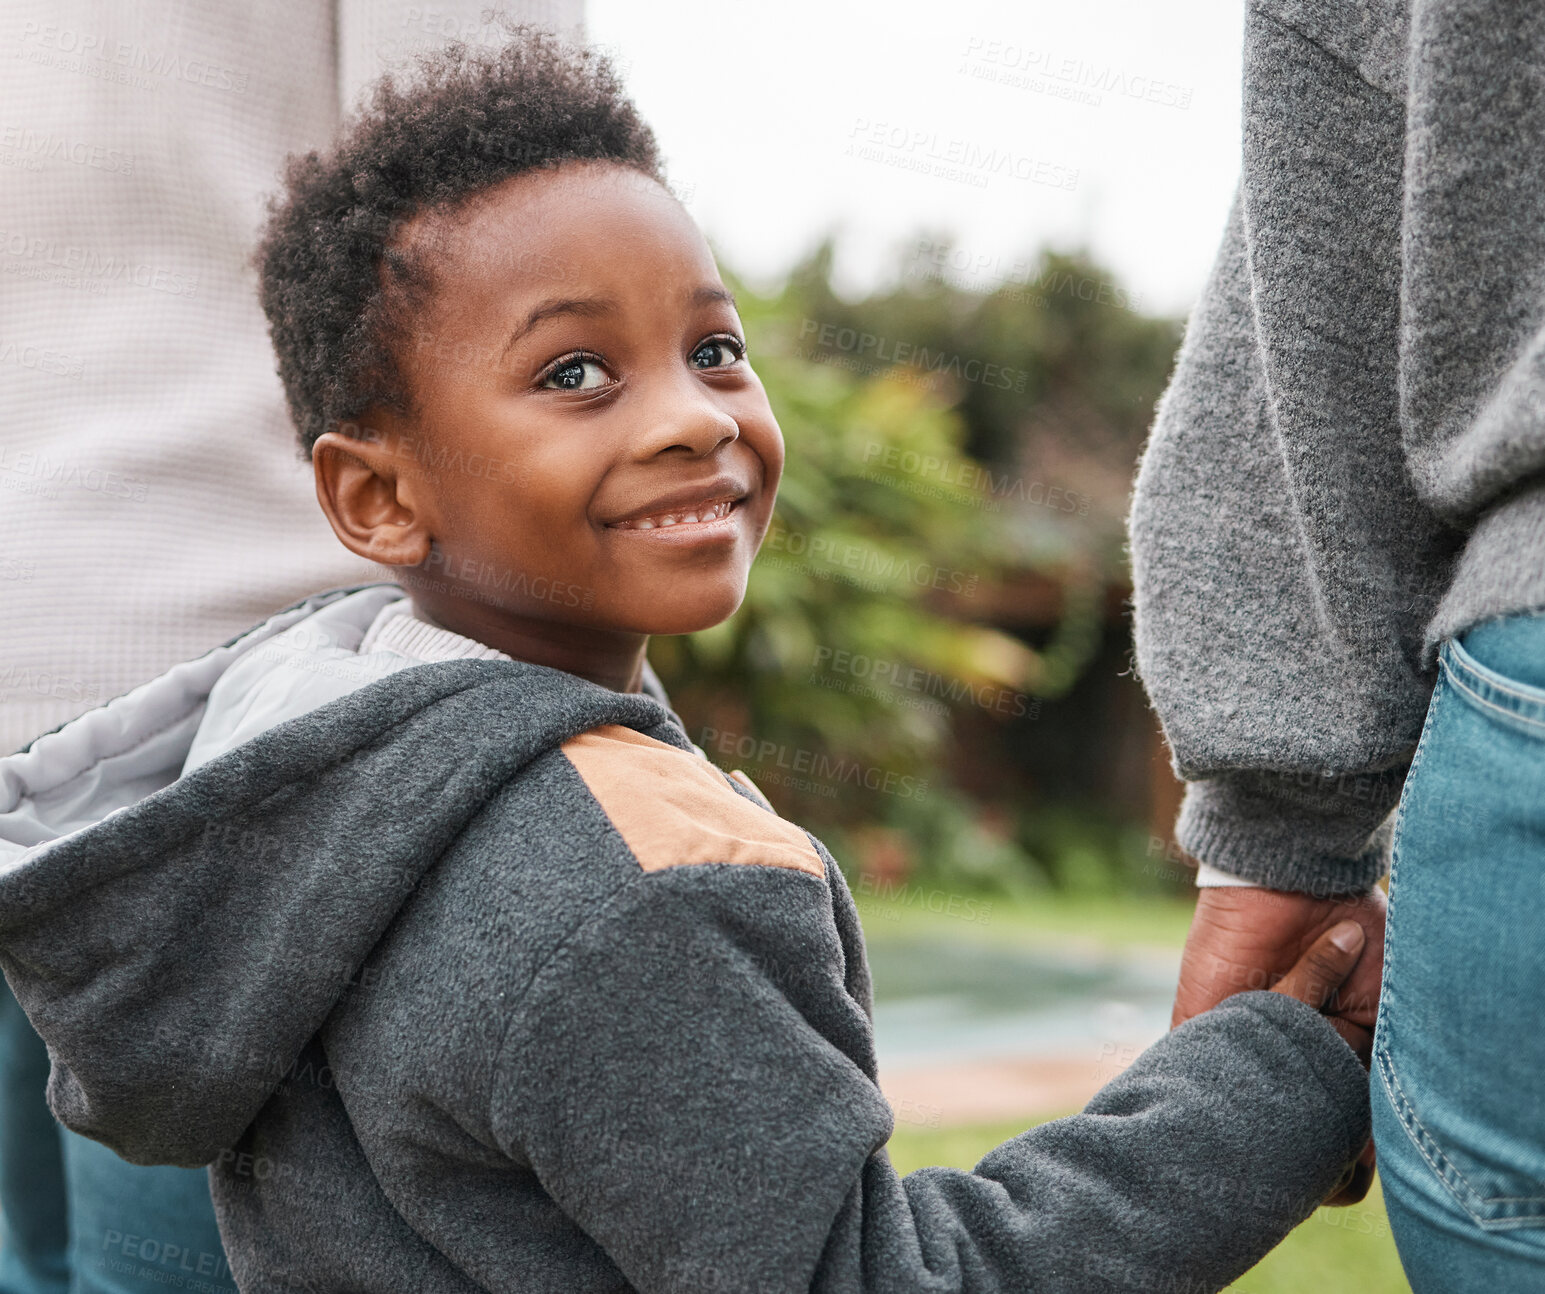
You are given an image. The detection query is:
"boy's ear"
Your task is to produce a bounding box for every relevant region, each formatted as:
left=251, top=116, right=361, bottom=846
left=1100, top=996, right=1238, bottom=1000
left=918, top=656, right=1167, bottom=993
left=312, top=411, right=433, bottom=567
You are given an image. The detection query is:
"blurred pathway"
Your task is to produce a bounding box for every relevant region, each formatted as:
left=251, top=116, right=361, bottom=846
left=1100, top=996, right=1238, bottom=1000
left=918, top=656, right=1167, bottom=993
left=865, top=932, right=1177, bottom=1127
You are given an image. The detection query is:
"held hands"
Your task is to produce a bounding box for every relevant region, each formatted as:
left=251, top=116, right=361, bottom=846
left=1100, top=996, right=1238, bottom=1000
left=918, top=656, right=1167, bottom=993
left=1172, top=886, right=1386, bottom=1050
left=1172, top=885, right=1388, bottom=1205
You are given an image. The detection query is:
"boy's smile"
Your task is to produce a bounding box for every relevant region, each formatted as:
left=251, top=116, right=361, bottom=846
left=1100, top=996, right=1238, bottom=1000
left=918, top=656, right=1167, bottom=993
left=311, top=162, right=784, bottom=692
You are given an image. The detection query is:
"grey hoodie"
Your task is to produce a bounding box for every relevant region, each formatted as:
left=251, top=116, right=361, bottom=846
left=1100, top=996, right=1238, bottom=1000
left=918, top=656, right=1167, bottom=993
left=0, top=584, right=1369, bottom=1293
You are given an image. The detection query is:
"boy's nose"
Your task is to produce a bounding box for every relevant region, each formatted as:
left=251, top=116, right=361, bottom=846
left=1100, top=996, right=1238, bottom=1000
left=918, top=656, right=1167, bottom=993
left=632, top=377, right=739, bottom=458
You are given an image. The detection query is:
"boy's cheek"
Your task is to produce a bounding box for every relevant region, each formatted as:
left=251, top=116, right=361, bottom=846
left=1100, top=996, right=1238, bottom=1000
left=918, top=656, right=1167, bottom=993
left=751, top=428, right=785, bottom=517
left=744, top=490, right=780, bottom=556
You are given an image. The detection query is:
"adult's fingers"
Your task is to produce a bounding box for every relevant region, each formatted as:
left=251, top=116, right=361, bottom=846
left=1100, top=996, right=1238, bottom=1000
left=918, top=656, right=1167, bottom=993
left=1271, top=921, right=1365, bottom=1010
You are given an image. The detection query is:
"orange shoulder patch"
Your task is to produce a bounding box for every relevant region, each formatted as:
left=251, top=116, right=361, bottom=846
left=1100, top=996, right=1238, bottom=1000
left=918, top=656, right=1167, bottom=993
left=560, top=725, right=824, bottom=879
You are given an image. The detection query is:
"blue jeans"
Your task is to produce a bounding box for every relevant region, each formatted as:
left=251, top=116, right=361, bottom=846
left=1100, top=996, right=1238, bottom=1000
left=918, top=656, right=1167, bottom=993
left=0, top=980, right=236, bottom=1294
left=1372, top=610, right=1545, bottom=1290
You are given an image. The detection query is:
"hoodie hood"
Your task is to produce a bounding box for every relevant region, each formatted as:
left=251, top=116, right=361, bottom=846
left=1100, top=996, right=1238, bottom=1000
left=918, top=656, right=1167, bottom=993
left=0, top=584, right=680, bottom=1168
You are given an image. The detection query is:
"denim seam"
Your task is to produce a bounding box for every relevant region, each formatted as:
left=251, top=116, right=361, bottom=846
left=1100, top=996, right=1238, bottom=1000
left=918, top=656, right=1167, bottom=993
left=1375, top=1044, right=1459, bottom=1197
left=1447, top=631, right=1545, bottom=703
left=1441, top=658, right=1545, bottom=733
left=1375, top=664, right=1446, bottom=1047
left=1451, top=665, right=1545, bottom=709
left=1387, top=664, right=1446, bottom=863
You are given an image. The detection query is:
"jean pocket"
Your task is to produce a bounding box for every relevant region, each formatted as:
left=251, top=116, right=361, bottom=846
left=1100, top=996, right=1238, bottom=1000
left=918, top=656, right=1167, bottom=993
left=1445, top=618, right=1545, bottom=739
left=1375, top=1037, right=1545, bottom=1230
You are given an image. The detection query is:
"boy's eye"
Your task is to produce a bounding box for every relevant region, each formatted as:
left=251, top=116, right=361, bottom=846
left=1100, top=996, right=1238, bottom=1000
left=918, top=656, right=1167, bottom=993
left=690, top=337, right=745, bottom=370
left=542, top=356, right=609, bottom=391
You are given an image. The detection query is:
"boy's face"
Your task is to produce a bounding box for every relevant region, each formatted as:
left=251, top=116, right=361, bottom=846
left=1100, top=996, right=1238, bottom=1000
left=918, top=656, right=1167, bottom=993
left=317, top=161, right=783, bottom=664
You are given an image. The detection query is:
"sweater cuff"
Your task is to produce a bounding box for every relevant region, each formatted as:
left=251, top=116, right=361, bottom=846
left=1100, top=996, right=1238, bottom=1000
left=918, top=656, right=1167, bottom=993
left=1176, top=770, right=1399, bottom=894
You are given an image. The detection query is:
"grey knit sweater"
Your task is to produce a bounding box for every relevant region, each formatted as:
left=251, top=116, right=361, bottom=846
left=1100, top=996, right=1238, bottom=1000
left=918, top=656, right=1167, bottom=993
left=1129, top=0, right=1545, bottom=892
left=0, top=586, right=1370, bottom=1293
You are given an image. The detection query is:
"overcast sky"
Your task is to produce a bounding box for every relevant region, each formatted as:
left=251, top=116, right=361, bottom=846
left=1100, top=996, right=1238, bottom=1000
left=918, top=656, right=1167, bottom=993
left=585, top=0, right=1245, bottom=318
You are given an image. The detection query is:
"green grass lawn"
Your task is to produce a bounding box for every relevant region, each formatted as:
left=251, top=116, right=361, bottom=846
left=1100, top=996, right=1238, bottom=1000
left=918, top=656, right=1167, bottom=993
left=860, top=888, right=1412, bottom=1291
left=852, top=888, right=1201, bottom=953
left=886, top=1116, right=1411, bottom=1292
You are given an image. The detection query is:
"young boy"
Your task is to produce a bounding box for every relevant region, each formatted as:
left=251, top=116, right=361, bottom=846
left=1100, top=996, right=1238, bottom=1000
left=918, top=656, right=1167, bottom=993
left=0, top=30, right=1374, bottom=1294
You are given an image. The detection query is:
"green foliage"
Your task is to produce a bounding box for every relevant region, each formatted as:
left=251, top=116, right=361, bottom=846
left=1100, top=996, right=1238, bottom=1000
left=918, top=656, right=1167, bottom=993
left=783, top=237, right=1182, bottom=483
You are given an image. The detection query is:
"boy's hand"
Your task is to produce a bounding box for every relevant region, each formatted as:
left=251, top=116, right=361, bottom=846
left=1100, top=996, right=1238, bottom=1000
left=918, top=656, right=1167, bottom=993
left=1269, top=919, right=1377, bottom=1206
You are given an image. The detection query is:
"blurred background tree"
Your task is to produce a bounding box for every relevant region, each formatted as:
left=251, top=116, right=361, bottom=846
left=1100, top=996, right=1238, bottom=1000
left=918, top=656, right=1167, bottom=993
left=649, top=238, right=1187, bottom=900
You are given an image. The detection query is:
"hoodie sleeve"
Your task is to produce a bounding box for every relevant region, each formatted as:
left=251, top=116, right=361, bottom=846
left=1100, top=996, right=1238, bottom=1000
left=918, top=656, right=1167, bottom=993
left=489, top=858, right=1370, bottom=1294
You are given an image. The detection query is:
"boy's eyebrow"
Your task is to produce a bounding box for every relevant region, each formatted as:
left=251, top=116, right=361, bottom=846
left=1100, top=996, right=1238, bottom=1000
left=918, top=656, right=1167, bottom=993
left=500, top=287, right=739, bottom=361
left=502, top=296, right=617, bottom=359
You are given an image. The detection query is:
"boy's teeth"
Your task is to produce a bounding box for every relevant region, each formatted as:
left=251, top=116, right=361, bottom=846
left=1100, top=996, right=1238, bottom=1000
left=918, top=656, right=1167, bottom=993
left=618, top=501, right=732, bottom=529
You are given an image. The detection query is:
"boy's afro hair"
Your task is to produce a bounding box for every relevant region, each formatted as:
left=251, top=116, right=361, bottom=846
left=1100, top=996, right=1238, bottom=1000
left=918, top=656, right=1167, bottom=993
left=255, top=24, right=665, bottom=459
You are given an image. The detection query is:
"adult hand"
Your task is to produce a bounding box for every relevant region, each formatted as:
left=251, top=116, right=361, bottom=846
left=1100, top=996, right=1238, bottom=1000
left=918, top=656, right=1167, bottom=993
left=1173, top=884, right=1388, bottom=1206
